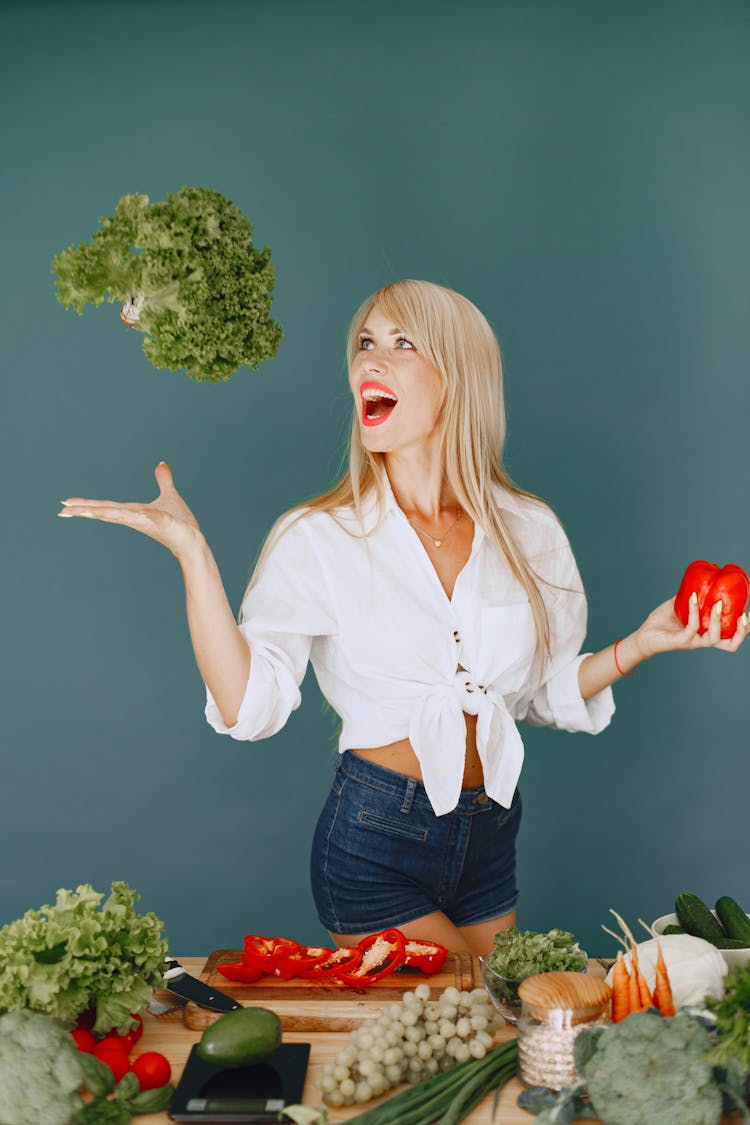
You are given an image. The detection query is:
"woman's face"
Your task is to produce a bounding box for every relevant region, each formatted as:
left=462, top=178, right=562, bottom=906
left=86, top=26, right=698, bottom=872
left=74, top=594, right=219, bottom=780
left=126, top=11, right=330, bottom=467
left=349, top=305, right=443, bottom=456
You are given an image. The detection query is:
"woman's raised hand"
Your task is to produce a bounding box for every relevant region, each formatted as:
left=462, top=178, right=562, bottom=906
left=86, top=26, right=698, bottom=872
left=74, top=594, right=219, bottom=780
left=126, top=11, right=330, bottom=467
left=634, top=593, right=750, bottom=659
left=58, top=462, right=203, bottom=563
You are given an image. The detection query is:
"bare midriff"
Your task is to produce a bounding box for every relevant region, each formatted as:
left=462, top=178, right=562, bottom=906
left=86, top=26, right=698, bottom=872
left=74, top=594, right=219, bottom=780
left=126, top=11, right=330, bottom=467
left=350, top=712, right=484, bottom=790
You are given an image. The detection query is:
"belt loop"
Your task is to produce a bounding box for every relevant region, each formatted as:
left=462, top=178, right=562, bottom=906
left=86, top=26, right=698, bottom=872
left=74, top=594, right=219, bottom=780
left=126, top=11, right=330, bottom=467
left=401, top=777, right=416, bottom=814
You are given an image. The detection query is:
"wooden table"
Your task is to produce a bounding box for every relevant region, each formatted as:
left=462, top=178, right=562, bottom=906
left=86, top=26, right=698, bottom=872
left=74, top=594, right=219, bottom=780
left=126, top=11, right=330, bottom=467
left=132, top=956, right=562, bottom=1124
left=125, top=955, right=736, bottom=1125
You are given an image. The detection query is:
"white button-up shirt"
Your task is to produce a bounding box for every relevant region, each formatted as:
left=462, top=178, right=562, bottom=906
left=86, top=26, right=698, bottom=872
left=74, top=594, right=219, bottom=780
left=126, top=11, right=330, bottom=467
left=205, top=478, right=615, bottom=815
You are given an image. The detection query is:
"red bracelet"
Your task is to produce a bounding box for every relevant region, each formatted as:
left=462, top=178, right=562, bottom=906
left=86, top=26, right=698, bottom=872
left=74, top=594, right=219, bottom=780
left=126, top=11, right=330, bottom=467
left=613, top=638, right=638, bottom=677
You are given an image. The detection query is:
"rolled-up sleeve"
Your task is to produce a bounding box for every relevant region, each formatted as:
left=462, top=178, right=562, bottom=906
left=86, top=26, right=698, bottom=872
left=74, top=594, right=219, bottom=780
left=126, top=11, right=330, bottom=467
left=205, top=514, right=337, bottom=742
left=512, top=516, right=615, bottom=735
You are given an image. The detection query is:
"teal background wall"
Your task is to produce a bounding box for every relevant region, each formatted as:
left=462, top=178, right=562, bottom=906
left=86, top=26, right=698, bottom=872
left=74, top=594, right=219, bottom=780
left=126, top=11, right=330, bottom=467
left=1, top=0, right=748, bottom=958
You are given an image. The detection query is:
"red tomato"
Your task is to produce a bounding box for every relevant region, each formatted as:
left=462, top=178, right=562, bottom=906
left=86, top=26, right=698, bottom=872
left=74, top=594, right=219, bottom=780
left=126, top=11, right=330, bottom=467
left=124, top=1012, right=144, bottom=1049
left=98, top=1031, right=132, bottom=1053
left=674, top=560, right=750, bottom=638
left=132, top=1051, right=172, bottom=1091
left=93, top=1041, right=131, bottom=1082
left=70, top=1028, right=97, bottom=1053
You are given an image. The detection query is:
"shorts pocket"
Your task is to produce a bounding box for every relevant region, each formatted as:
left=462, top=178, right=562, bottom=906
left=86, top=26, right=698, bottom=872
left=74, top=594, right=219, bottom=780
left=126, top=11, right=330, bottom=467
left=357, top=808, right=428, bottom=843
left=497, top=789, right=522, bottom=830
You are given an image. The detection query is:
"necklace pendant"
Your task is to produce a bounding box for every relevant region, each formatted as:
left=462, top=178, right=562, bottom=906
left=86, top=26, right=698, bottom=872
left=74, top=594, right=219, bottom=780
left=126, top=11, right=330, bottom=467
left=433, top=539, right=442, bottom=547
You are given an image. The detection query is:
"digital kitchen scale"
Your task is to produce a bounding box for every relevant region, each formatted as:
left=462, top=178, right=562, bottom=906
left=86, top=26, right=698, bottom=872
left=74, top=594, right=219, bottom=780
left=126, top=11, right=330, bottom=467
left=168, top=1042, right=311, bottom=1123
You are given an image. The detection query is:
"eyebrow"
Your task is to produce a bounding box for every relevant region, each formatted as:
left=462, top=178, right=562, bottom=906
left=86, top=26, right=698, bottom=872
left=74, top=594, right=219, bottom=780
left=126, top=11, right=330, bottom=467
left=359, top=326, right=406, bottom=336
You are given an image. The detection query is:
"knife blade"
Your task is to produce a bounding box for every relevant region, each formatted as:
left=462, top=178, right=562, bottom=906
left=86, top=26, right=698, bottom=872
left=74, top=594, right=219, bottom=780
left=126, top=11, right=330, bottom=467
left=162, top=958, right=242, bottom=1012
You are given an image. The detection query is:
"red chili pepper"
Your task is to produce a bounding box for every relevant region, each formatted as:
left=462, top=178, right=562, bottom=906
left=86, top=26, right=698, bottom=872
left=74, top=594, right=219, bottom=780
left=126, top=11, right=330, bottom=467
left=674, top=560, right=750, bottom=638
left=402, top=938, right=449, bottom=974
left=336, top=928, right=407, bottom=986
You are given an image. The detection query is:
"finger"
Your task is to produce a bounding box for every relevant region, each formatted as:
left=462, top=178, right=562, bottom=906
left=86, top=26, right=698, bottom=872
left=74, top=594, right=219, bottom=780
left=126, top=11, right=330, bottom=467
left=683, top=590, right=701, bottom=642
left=706, top=599, right=723, bottom=646
left=57, top=504, right=150, bottom=527
left=726, top=611, right=750, bottom=651
left=60, top=498, right=145, bottom=512
left=154, top=461, right=175, bottom=494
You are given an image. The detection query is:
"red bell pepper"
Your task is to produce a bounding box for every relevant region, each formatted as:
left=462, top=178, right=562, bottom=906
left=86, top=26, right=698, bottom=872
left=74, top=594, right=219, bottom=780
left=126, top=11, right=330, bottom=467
left=674, top=559, right=749, bottom=639
left=336, top=928, right=407, bottom=986
left=402, top=938, right=448, bottom=974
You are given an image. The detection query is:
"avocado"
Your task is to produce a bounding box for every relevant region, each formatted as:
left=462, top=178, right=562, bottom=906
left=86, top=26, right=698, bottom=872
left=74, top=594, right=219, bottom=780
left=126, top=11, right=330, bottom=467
left=197, top=1006, right=283, bottom=1068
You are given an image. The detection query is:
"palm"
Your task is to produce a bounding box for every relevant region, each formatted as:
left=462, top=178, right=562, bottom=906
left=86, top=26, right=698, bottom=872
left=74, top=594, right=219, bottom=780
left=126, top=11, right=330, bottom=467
left=59, top=463, right=202, bottom=560
left=638, top=597, right=746, bottom=656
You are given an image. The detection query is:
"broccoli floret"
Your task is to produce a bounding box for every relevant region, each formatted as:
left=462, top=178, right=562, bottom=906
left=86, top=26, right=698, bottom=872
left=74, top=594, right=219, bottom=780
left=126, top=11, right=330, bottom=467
left=0, top=1009, right=84, bottom=1125
left=578, top=1010, right=723, bottom=1125
left=52, top=187, right=282, bottom=382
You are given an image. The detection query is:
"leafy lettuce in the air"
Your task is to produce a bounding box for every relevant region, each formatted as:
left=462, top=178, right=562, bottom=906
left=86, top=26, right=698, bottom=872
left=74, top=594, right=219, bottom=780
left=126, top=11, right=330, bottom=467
left=0, top=881, right=168, bottom=1033
left=52, top=186, right=282, bottom=382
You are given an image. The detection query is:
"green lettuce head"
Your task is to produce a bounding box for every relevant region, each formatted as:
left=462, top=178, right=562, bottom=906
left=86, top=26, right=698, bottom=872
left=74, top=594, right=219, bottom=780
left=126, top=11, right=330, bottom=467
left=52, top=187, right=282, bottom=382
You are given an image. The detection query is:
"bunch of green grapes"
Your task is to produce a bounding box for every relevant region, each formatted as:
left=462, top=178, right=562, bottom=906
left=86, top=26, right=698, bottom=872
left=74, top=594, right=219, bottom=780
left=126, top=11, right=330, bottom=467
left=317, top=984, right=503, bottom=1108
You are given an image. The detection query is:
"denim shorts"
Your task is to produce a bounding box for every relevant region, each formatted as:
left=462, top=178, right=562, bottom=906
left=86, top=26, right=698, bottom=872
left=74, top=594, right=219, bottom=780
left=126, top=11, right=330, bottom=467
left=310, top=750, right=522, bottom=933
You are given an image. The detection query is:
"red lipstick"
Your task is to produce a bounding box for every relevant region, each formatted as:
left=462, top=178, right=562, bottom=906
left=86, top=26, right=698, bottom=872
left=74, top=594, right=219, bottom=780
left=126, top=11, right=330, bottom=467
left=360, top=381, right=398, bottom=428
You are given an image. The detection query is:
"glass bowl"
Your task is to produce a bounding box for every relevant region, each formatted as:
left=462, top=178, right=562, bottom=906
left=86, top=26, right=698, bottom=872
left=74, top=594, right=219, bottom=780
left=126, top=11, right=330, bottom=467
left=479, top=953, right=588, bottom=1025
left=478, top=955, right=525, bottom=1023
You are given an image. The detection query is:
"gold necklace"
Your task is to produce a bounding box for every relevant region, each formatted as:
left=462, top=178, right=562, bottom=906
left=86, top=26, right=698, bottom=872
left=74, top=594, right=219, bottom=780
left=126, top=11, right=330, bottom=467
left=407, top=508, right=462, bottom=548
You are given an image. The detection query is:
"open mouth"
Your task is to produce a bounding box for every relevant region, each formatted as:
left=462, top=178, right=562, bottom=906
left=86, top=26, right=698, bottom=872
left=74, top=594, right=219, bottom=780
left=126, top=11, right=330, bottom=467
left=361, top=381, right=398, bottom=427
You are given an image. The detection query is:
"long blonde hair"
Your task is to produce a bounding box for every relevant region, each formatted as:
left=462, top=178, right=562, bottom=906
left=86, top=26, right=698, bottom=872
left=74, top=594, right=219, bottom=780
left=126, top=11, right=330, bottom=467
left=248, top=279, right=555, bottom=662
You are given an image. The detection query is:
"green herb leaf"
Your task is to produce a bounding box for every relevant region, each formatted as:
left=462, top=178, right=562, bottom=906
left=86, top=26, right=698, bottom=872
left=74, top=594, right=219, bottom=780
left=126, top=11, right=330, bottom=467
left=129, top=1082, right=176, bottom=1114
left=115, top=1071, right=140, bottom=1102
left=78, top=1051, right=116, bottom=1097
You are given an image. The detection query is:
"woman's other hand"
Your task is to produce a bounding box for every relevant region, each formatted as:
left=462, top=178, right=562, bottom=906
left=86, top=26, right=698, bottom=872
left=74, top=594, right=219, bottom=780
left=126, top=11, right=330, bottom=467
left=58, top=462, right=202, bottom=563
left=634, top=593, right=750, bottom=659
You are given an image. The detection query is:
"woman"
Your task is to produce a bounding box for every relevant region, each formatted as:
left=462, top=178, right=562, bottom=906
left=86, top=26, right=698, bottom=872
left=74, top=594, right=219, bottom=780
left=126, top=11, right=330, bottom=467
left=59, top=280, right=748, bottom=956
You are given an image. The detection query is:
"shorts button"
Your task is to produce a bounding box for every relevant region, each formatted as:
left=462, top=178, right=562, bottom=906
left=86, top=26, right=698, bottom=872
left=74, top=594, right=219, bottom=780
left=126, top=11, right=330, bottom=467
left=475, top=791, right=490, bottom=805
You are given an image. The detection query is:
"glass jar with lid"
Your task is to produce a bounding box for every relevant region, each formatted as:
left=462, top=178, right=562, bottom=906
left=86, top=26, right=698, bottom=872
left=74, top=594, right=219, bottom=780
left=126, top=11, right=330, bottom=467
left=517, top=970, right=612, bottom=1090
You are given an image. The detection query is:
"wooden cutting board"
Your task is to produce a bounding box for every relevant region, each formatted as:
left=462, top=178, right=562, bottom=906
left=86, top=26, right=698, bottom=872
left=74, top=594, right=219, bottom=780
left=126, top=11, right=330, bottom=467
left=183, top=949, right=478, bottom=1032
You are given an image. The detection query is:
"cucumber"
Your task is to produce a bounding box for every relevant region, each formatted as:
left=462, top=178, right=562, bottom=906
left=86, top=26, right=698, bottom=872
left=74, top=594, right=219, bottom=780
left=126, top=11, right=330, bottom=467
left=715, top=896, right=750, bottom=946
left=674, top=893, right=727, bottom=941
left=662, top=924, right=684, bottom=935
left=711, top=936, right=750, bottom=950
left=197, top=1006, right=282, bottom=1069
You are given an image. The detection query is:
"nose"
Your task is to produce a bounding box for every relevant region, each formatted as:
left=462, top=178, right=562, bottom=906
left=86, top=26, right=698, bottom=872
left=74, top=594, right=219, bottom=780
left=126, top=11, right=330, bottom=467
left=357, top=342, right=389, bottom=374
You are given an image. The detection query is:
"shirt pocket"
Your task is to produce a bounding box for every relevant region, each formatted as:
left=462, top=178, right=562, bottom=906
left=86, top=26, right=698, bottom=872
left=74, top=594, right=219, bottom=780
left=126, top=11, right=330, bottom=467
left=478, top=602, right=537, bottom=693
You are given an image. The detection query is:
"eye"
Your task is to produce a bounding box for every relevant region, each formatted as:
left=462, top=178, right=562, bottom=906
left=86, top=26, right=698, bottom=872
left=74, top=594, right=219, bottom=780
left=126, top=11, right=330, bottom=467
left=396, top=336, right=415, bottom=350
left=358, top=336, right=374, bottom=350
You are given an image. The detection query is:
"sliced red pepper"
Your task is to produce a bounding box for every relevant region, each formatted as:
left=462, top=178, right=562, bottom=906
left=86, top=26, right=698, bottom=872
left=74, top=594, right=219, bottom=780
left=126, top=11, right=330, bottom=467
left=275, top=945, right=333, bottom=980
left=241, top=935, right=301, bottom=975
left=217, top=960, right=266, bottom=983
left=337, top=928, right=407, bottom=986
left=402, top=938, right=449, bottom=974
left=300, top=946, right=363, bottom=981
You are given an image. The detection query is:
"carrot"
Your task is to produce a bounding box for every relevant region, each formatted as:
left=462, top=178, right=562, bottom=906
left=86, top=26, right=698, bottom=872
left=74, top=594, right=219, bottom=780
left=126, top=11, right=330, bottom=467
left=639, top=918, right=675, bottom=1017
left=609, top=909, right=653, bottom=1012
left=611, top=950, right=631, bottom=1022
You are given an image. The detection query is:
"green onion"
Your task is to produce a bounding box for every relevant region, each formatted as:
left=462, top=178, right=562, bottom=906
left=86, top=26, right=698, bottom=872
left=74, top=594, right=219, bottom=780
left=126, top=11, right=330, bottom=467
left=342, top=1040, right=518, bottom=1125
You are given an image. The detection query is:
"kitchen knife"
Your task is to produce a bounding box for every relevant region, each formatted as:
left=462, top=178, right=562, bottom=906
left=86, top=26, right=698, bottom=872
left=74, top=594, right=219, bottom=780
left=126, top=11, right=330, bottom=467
left=162, top=957, right=242, bottom=1012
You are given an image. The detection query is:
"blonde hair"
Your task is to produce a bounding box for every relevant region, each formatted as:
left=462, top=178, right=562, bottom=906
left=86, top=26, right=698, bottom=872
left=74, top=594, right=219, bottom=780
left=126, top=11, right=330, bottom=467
left=248, top=279, right=555, bottom=663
